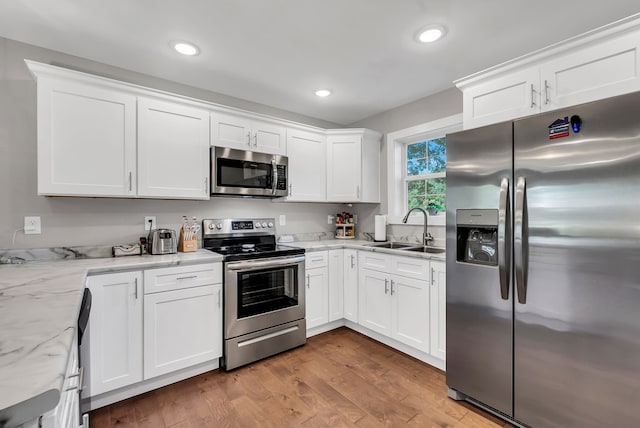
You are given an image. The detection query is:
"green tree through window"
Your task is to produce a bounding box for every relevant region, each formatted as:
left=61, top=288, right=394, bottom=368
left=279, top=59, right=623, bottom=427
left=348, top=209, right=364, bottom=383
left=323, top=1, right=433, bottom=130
left=405, top=137, right=446, bottom=212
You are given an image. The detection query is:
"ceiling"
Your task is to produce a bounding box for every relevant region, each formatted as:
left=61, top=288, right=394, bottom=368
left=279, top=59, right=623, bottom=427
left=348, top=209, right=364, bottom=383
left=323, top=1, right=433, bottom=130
left=1, top=1, right=639, bottom=125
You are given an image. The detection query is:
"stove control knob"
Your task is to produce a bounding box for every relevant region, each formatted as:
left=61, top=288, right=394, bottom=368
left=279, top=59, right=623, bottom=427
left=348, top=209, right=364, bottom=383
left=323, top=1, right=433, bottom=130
left=268, top=222, right=274, bottom=228
left=261, top=222, right=268, bottom=228
left=216, top=223, right=222, bottom=230
left=208, top=223, right=215, bottom=230
left=255, top=223, right=261, bottom=228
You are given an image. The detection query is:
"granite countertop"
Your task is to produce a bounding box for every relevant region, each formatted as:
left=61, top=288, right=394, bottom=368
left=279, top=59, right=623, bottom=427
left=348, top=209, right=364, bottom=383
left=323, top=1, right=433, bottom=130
left=0, top=249, right=222, bottom=428
left=285, top=239, right=446, bottom=261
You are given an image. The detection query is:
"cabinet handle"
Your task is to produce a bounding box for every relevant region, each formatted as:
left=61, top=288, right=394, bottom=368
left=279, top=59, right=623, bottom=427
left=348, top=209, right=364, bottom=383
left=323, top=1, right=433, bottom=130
left=134, top=277, right=138, bottom=299
left=310, top=257, right=324, bottom=262
left=128, top=171, right=132, bottom=191
left=384, top=278, right=389, bottom=294
left=431, top=267, right=435, bottom=285
left=253, top=132, right=258, bottom=147
left=530, top=84, right=536, bottom=108
left=247, top=131, right=251, bottom=147
left=350, top=254, right=355, bottom=268
left=306, top=273, right=310, bottom=288
left=204, top=177, right=208, bottom=193
left=217, top=289, right=221, bottom=308
left=390, top=279, right=395, bottom=295
left=65, top=366, right=84, bottom=392
left=357, top=185, right=360, bottom=199
left=544, top=80, right=550, bottom=105
left=177, top=275, right=197, bottom=280
left=288, top=184, right=292, bottom=196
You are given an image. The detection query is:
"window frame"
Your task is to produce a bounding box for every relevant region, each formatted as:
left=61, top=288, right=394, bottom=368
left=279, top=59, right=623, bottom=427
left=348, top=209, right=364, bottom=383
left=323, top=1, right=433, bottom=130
left=403, top=138, right=447, bottom=213
left=385, top=114, right=462, bottom=226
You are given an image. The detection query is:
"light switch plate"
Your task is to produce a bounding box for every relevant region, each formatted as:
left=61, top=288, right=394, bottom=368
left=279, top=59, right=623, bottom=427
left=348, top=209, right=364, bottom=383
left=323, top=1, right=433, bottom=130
left=279, top=214, right=286, bottom=226
left=24, top=216, right=41, bottom=234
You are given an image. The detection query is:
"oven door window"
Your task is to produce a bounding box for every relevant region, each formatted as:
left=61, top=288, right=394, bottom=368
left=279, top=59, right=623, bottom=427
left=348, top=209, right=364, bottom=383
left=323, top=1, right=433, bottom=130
left=217, top=158, right=272, bottom=189
left=236, top=265, right=299, bottom=318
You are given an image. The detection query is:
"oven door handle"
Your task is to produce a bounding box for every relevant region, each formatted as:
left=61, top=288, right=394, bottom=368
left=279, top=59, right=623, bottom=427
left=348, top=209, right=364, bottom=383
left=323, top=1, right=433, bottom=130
left=226, top=255, right=306, bottom=271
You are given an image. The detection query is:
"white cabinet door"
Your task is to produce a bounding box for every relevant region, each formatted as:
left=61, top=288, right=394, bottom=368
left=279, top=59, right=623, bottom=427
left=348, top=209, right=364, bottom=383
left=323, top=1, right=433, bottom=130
left=328, top=249, right=344, bottom=322
left=305, top=266, right=329, bottom=329
left=462, top=67, right=540, bottom=130
left=286, top=129, right=326, bottom=201
left=358, top=268, right=391, bottom=336
left=540, top=31, right=640, bottom=112
left=391, top=275, right=430, bottom=353
left=210, top=111, right=253, bottom=150
left=137, top=97, right=209, bottom=199
left=84, top=271, right=143, bottom=396
left=252, top=119, right=287, bottom=155
left=36, top=77, right=137, bottom=196
left=211, top=112, right=286, bottom=155
left=429, top=261, right=446, bottom=360
left=143, top=284, right=222, bottom=379
left=343, top=249, right=358, bottom=323
left=326, top=134, right=362, bottom=201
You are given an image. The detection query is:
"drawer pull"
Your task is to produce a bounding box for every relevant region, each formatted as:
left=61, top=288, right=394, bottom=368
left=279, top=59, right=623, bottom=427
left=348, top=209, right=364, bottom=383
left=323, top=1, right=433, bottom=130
left=177, top=275, right=198, bottom=280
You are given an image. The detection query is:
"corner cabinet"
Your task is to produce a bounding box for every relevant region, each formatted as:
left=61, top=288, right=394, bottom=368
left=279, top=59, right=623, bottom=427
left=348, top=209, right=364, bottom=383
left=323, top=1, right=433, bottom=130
left=457, top=20, right=640, bottom=129
left=326, top=129, right=381, bottom=202
left=285, top=129, right=327, bottom=201
left=26, top=60, right=211, bottom=200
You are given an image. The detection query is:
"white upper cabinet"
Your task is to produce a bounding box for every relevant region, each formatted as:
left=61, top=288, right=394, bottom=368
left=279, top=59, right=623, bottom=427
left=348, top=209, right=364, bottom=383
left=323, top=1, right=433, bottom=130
left=326, top=129, right=381, bottom=203
left=27, top=61, right=211, bottom=200
left=457, top=19, right=640, bottom=129
left=34, top=74, right=137, bottom=197
left=286, top=129, right=326, bottom=201
left=137, top=97, right=209, bottom=199
left=211, top=111, right=286, bottom=155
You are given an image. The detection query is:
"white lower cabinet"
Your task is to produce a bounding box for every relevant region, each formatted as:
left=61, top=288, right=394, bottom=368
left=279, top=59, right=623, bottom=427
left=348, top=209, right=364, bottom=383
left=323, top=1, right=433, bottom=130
left=343, top=249, right=358, bottom=322
left=143, top=284, right=222, bottom=379
left=328, top=249, right=344, bottom=322
left=429, top=261, right=447, bottom=360
left=305, top=251, right=329, bottom=330
left=84, top=271, right=143, bottom=396
left=358, top=252, right=435, bottom=355
left=83, top=263, right=223, bottom=401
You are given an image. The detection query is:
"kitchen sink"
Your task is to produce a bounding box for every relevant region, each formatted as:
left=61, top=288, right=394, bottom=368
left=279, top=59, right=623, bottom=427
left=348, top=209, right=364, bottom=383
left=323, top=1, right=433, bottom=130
left=365, top=242, right=416, bottom=249
left=401, top=246, right=446, bottom=254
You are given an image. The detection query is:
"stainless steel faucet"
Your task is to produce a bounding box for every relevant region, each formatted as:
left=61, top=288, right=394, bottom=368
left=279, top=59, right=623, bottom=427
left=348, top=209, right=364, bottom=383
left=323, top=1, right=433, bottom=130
left=402, top=207, right=434, bottom=246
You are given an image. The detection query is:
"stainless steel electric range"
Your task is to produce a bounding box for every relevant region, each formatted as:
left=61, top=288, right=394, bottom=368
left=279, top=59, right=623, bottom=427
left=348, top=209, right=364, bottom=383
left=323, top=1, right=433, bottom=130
left=202, top=218, right=306, bottom=371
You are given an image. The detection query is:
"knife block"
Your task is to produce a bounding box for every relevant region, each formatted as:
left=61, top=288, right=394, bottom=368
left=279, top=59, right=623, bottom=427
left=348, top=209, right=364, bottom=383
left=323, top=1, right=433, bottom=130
left=178, top=228, right=198, bottom=252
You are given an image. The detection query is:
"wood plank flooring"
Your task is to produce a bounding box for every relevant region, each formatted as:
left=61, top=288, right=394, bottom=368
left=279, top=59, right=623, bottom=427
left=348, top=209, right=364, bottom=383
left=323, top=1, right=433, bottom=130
left=90, top=328, right=513, bottom=427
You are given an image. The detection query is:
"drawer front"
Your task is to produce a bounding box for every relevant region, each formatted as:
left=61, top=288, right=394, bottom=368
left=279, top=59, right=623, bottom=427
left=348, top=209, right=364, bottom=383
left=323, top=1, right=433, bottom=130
left=391, top=256, right=429, bottom=280
left=144, top=263, right=222, bottom=294
left=358, top=251, right=391, bottom=273
left=305, top=251, right=328, bottom=269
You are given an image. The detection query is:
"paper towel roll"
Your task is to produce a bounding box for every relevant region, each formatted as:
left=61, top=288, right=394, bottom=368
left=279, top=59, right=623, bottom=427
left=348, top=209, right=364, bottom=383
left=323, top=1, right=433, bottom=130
left=374, top=215, right=387, bottom=242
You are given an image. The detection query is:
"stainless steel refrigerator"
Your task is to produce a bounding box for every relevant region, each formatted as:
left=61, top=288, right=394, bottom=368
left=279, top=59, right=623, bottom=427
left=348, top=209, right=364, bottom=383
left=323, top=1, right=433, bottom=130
left=445, top=91, right=640, bottom=428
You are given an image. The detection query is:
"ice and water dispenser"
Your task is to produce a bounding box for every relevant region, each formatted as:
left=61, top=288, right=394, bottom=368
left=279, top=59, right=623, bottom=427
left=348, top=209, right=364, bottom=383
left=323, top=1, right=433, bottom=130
left=456, top=209, right=498, bottom=265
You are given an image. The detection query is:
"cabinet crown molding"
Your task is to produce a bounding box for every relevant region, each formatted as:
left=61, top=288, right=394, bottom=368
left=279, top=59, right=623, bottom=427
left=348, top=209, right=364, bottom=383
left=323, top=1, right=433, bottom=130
left=455, top=12, right=640, bottom=89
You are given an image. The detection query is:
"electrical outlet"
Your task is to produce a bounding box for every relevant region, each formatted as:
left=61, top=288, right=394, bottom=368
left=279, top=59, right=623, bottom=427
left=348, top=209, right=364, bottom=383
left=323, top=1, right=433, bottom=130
left=327, top=215, right=334, bottom=224
left=279, top=214, right=286, bottom=226
left=24, top=216, right=41, bottom=234
left=144, top=216, right=156, bottom=231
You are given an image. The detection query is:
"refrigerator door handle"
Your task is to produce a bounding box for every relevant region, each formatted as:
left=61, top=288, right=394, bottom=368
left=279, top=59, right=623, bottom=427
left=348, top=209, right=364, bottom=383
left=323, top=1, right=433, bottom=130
left=498, top=177, right=510, bottom=300
left=515, top=176, right=528, bottom=304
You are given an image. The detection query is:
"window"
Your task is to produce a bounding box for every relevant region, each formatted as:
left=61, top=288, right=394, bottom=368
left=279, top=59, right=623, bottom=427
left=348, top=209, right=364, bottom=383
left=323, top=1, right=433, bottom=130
left=386, top=114, right=461, bottom=225
left=405, top=137, right=446, bottom=212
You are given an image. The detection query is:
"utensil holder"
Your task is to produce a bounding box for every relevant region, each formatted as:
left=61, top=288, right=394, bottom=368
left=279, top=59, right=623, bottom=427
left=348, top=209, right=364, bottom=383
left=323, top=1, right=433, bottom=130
left=178, top=228, right=198, bottom=252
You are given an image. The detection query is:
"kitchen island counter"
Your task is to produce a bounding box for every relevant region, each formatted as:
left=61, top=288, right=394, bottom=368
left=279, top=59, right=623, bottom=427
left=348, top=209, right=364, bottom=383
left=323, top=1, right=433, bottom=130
left=0, top=249, right=222, bottom=428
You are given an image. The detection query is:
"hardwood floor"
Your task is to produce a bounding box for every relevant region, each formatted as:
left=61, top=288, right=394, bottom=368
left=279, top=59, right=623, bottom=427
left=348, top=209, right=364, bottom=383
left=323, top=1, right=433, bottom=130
left=90, top=328, right=513, bottom=427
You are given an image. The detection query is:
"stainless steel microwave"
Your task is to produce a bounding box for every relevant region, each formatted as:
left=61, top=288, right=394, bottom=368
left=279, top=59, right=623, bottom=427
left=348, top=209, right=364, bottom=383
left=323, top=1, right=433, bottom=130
left=211, top=147, right=288, bottom=197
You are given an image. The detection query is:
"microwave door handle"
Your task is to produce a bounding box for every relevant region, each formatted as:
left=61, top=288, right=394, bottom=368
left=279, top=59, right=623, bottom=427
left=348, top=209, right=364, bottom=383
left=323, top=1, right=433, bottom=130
left=271, top=159, right=277, bottom=195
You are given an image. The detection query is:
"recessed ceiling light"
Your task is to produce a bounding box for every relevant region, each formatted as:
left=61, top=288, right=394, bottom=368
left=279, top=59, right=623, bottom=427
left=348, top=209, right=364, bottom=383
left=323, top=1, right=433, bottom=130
left=315, top=89, right=332, bottom=97
left=172, top=41, right=200, bottom=56
left=416, top=25, right=446, bottom=43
